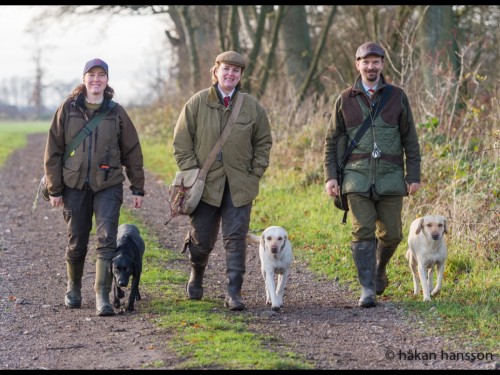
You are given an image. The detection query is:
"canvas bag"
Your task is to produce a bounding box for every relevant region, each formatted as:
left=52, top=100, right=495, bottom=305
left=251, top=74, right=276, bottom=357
left=167, top=168, right=204, bottom=217
left=334, top=133, right=349, bottom=213
left=166, top=93, right=245, bottom=224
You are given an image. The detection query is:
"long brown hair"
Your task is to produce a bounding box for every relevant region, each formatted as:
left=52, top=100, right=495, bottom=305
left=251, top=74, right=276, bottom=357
left=68, top=84, right=115, bottom=100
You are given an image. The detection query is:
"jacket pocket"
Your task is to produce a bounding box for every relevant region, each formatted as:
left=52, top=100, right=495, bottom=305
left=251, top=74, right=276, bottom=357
left=62, top=163, right=82, bottom=188
left=95, top=146, right=121, bottom=189
left=375, top=160, right=406, bottom=194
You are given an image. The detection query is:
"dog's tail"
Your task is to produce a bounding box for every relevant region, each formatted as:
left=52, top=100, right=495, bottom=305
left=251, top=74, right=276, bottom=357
left=246, top=233, right=260, bottom=245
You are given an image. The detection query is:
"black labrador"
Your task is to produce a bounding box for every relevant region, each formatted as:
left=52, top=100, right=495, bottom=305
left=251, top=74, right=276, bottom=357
left=110, top=224, right=145, bottom=312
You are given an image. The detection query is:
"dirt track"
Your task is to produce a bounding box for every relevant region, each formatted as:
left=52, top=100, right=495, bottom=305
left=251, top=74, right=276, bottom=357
left=0, top=133, right=496, bottom=369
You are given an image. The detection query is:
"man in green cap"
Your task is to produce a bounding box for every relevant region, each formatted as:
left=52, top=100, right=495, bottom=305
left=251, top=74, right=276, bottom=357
left=323, top=42, right=421, bottom=308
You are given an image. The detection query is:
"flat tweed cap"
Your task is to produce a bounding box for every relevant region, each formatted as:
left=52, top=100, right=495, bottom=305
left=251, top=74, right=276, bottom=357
left=215, top=51, right=246, bottom=68
left=355, top=42, right=385, bottom=60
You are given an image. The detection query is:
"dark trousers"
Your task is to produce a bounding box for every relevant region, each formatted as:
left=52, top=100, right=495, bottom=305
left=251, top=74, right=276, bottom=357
left=63, top=184, right=123, bottom=262
left=187, top=183, right=252, bottom=260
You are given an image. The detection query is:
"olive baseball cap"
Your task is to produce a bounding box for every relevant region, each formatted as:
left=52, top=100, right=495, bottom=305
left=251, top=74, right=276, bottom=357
left=215, top=51, right=246, bottom=68
left=355, top=42, right=385, bottom=60
left=83, top=58, right=109, bottom=75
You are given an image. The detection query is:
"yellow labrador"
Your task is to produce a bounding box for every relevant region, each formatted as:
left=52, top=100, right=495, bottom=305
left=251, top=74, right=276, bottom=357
left=406, top=215, right=448, bottom=302
left=247, top=226, right=293, bottom=311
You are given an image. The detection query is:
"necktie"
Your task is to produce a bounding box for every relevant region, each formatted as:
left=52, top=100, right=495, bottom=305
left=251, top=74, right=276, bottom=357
left=223, top=96, right=230, bottom=107
left=368, top=89, right=375, bottom=97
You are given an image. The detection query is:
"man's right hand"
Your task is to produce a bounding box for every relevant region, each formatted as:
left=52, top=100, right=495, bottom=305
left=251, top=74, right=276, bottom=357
left=325, top=179, right=339, bottom=197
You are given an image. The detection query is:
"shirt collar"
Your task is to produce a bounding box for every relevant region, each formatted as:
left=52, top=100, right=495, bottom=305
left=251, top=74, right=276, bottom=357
left=217, top=85, right=235, bottom=99
left=362, top=82, right=377, bottom=93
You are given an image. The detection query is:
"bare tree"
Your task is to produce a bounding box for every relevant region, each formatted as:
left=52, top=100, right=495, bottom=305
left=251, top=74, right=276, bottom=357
left=9, top=4, right=499, bottom=125
left=419, top=5, right=460, bottom=84
left=30, top=47, right=44, bottom=118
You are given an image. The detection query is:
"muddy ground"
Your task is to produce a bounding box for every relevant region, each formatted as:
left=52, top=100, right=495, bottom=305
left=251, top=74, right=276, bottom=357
left=0, top=133, right=496, bottom=370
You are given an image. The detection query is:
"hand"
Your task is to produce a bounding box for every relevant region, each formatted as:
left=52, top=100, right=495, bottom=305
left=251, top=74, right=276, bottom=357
left=325, top=179, right=339, bottom=197
left=133, top=195, right=143, bottom=209
left=49, top=196, right=63, bottom=207
left=406, top=182, right=421, bottom=195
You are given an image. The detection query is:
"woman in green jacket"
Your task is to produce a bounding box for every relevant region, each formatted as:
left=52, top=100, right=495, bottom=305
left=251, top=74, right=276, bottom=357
left=173, top=51, right=272, bottom=311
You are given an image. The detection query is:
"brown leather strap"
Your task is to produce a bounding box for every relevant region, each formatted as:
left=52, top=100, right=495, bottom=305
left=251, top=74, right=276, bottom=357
left=348, top=152, right=403, bottom=166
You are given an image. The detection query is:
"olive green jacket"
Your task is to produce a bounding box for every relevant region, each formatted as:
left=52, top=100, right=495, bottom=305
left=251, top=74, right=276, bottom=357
left=173, top=85, right=272, bottom=207
left=324, top=75, right=421, bottom=195
left=44, top=94, right=145, bottom=197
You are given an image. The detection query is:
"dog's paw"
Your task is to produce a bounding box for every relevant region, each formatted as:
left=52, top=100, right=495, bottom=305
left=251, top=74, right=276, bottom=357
left=431, top=288, right=441, bottom=296
left=271, top=305, right=281, bottom=312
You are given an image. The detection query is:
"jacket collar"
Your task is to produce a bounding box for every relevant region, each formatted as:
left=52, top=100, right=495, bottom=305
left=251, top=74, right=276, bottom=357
left=207, top=84, right=241, bottom=108
left=351, top=74, right=387, bottom=97
left=74, top=92, right=111, bottom=111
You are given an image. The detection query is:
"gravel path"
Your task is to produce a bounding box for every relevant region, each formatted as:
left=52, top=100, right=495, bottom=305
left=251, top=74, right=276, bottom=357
left=0, top=133, right=496, bottom=369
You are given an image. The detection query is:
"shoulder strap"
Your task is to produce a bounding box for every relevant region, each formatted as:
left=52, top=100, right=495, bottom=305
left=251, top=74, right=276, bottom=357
left=198, top=93, right=245, bottom=181
left=62, top=101, right=116, bottom=163
left=339, top=85, right=393, bottom=169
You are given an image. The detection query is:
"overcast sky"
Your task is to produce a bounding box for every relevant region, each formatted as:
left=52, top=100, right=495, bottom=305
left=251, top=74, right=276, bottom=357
left=0, top=5, right=169, bottom=108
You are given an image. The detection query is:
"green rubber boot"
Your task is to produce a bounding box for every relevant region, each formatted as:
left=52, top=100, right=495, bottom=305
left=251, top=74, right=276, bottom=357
left=94, top=259, right=115, bottom=316
left=351, top=240, right=377, bottom=308
left=64, top=261, right=84, bottom=308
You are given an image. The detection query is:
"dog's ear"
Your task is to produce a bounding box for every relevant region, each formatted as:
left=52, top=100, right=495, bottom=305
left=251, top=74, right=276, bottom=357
left=107, top=260, right=112, bottom=274
left=415, top=218, right=424, bottom=235
left=260, top=233, right=265, bottom=248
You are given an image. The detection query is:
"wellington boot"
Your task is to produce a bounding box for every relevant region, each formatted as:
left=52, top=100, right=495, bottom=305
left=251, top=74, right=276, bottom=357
left=352, top=240, right=377, bottom=308
left=224, top=250, right=246, bottom=311
left=187, top=263, right=206, bottom=300
left=375, top=243, right=398, bottom=295
left=186, top=248, right=209, bottom=300
left=94, top=259, right=115, bottom=316
left=64, top=262, right=84, bottom=308
left=224, top=270, right=245, bottom=311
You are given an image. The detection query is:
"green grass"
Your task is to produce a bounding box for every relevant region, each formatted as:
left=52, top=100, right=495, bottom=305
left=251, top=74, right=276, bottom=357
left=140, top=139, right=178, bottom=182
left=118, top=209, right=314, bottom=369
left=252, top=166, right=499, bottom=356
left=2, top=122, right=497, bottom=367
left=0, top=121, right=49, bottom=165
left=141, top=135, right=498, bottom=359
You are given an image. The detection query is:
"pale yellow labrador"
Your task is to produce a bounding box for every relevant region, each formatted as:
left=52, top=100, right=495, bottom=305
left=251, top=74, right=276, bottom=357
left=247, top=226, right=293, bottom=311
left=406, top=215, right=448, bottom=302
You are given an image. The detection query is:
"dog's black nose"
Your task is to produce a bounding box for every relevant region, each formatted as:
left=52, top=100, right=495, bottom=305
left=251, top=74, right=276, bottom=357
left=432, top=234, right=440, bottom=240
left=119, top=281, right=128, bottom=287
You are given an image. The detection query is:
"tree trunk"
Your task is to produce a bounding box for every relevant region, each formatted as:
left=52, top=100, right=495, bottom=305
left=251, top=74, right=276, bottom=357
left=420, top=5, right=460, bottom=84
left=279, top=6, right=312, bottom=93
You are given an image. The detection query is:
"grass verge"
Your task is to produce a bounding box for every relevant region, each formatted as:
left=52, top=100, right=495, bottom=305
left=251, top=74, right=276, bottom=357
left=2, top=123, right=497, bottom=367
left=118, top=209, right=314, bottom=369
